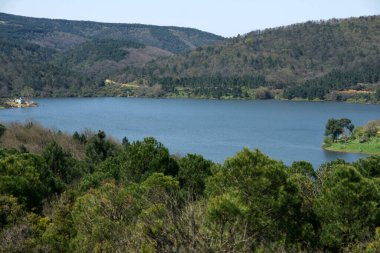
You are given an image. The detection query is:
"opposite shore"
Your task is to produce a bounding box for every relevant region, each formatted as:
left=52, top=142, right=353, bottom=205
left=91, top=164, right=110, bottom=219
left=1, top=94, right=379, bottom=109
left=323, top=145, right=380, bottom=155
left=322, top=119, right=380, bottom=155
left=0, top=98, right=38, bottom=109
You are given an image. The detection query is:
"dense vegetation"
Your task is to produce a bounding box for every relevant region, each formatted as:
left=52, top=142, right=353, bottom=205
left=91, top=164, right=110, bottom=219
left=2, top=13, right=380, bottom=101
left=119, top=16, right=380, bottom=101
left=131, top=16, right=380, bottom=100
left=0, top=122, right=380, bottom=252
left=0, top=12, right=223, bottom=97
left=324, top=119, right=380, bottom=154
left=324, top=118, right=355, bottom=143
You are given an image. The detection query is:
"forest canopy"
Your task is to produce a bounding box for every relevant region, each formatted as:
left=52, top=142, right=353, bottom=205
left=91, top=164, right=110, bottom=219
left=1, top=13, right=380, bottom=102
left=0, top=122, right=380, bottom=252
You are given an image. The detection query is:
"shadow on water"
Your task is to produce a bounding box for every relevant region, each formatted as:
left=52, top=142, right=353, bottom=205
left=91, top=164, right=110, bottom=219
left=322, top=149, right=368, bottom=165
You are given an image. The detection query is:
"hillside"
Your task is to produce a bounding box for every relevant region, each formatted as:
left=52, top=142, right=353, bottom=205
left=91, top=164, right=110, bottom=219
left=125, top=16, right=380, bottom=100
left=0, top=12, right=223, bottom=97
left=1, top=14, right=380, bottom=101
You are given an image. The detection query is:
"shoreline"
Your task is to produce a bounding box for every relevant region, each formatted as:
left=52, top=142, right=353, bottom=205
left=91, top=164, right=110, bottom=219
left=323, top=146, right=380, bottom=155
left=323, top=144, right=380, bottom=156
left=2, top=99, right=38, bottom=109
left=4, top=95, right=380, bottom=105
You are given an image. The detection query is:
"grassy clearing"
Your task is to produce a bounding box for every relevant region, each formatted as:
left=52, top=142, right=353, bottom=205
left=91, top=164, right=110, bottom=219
left=324, top=137, right=380, bottom=155
left=323, top=119, right=380, bottom=155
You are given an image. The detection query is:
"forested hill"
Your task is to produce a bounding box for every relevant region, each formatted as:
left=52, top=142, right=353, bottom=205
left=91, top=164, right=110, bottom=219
left=130, top=16, right=380, bottom=100
left=2, top=14, right=380, bottom=100
left=0, top=12, right=223, bottom=97
left=0, top=12, right=223, bottom=53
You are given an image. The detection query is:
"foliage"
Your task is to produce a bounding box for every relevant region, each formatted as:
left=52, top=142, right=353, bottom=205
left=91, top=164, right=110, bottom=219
left=117, top=137, right=179, bottom=182
left=0, top=124, right=6, bottom=138
left=0, top=212, right=50, bottom=253
left=85, top=130, right=118, bottom=164
left=177, top=154, right=213, bottom=198
left=354, top=156, right=380, bottom=178
left=324, top=118, right=354, bottom=142
left=0, top=122, right=86, bottom=160
left=363, top=120, right=380, bottom=138
left=366, top=227, right=380, bottom=253
left=0, top=152, right=61, bottom=211
left=2, top=13, right=380, bottom=100
left=288, top=160, right=316, bottom=179
left=283, top=67, right=380, bottom=101
left=324, top=120, right=380, bottom=155
left=42, top=191, right=77, bottom=253
left=376, top=88, right=380, bottom=101
left=71, top=181, right=143, bottom=252
left=129, top=16, right=380, bottom=101
left=0, top=12, right=222, bottom=98
left=315, top=164, right=380, bottom=251
left=206, top=148, right=315, bottom=251
left=0, top=194, right=24, bottom=228
left=0, top=125, right=380, bottom=251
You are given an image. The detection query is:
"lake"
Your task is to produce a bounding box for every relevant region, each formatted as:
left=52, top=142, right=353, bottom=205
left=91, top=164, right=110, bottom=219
left=1, top=98, right=379, bottom=168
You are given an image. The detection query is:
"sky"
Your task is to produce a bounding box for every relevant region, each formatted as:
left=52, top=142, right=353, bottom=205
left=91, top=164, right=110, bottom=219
left=0, top=0, right=379, bottom=37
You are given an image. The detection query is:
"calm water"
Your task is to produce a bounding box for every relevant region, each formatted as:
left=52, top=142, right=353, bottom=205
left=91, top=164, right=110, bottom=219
left=1, top=98, right=379, bottom=167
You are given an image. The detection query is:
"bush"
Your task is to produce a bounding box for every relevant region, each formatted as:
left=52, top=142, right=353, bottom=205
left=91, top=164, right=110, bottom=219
left=363, top=121, right=380, bottom=138
left=0, top=124, right=6, bottom=138
left=323, top=137, right=333, bottom=147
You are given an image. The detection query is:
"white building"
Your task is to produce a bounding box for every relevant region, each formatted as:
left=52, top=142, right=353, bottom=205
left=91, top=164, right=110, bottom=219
left=15, top=97, right=25, bottom=104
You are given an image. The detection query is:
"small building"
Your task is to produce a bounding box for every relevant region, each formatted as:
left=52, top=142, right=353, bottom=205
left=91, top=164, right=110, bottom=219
left=15, top=97, right=25, bottom=104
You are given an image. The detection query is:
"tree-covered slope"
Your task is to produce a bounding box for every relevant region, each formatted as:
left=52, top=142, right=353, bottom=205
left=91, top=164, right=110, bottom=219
left=1, top=122, right=380, bottom=252
left=0, top=12, right=223, bottom=53
left=132, top=16, right=380, bottom=100
left=1, top=13, right=380, bottom=100
left=0, top=12, right=223, bottom=97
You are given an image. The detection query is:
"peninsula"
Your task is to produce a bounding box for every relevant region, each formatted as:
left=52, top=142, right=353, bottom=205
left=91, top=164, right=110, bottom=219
left=3, top=98, right=38, bottom=109
left=323, top=118, right=380, bottom=155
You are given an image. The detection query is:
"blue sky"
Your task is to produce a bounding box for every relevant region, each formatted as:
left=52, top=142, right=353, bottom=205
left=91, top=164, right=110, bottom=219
left=0, top=0, right=379, bottom=37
